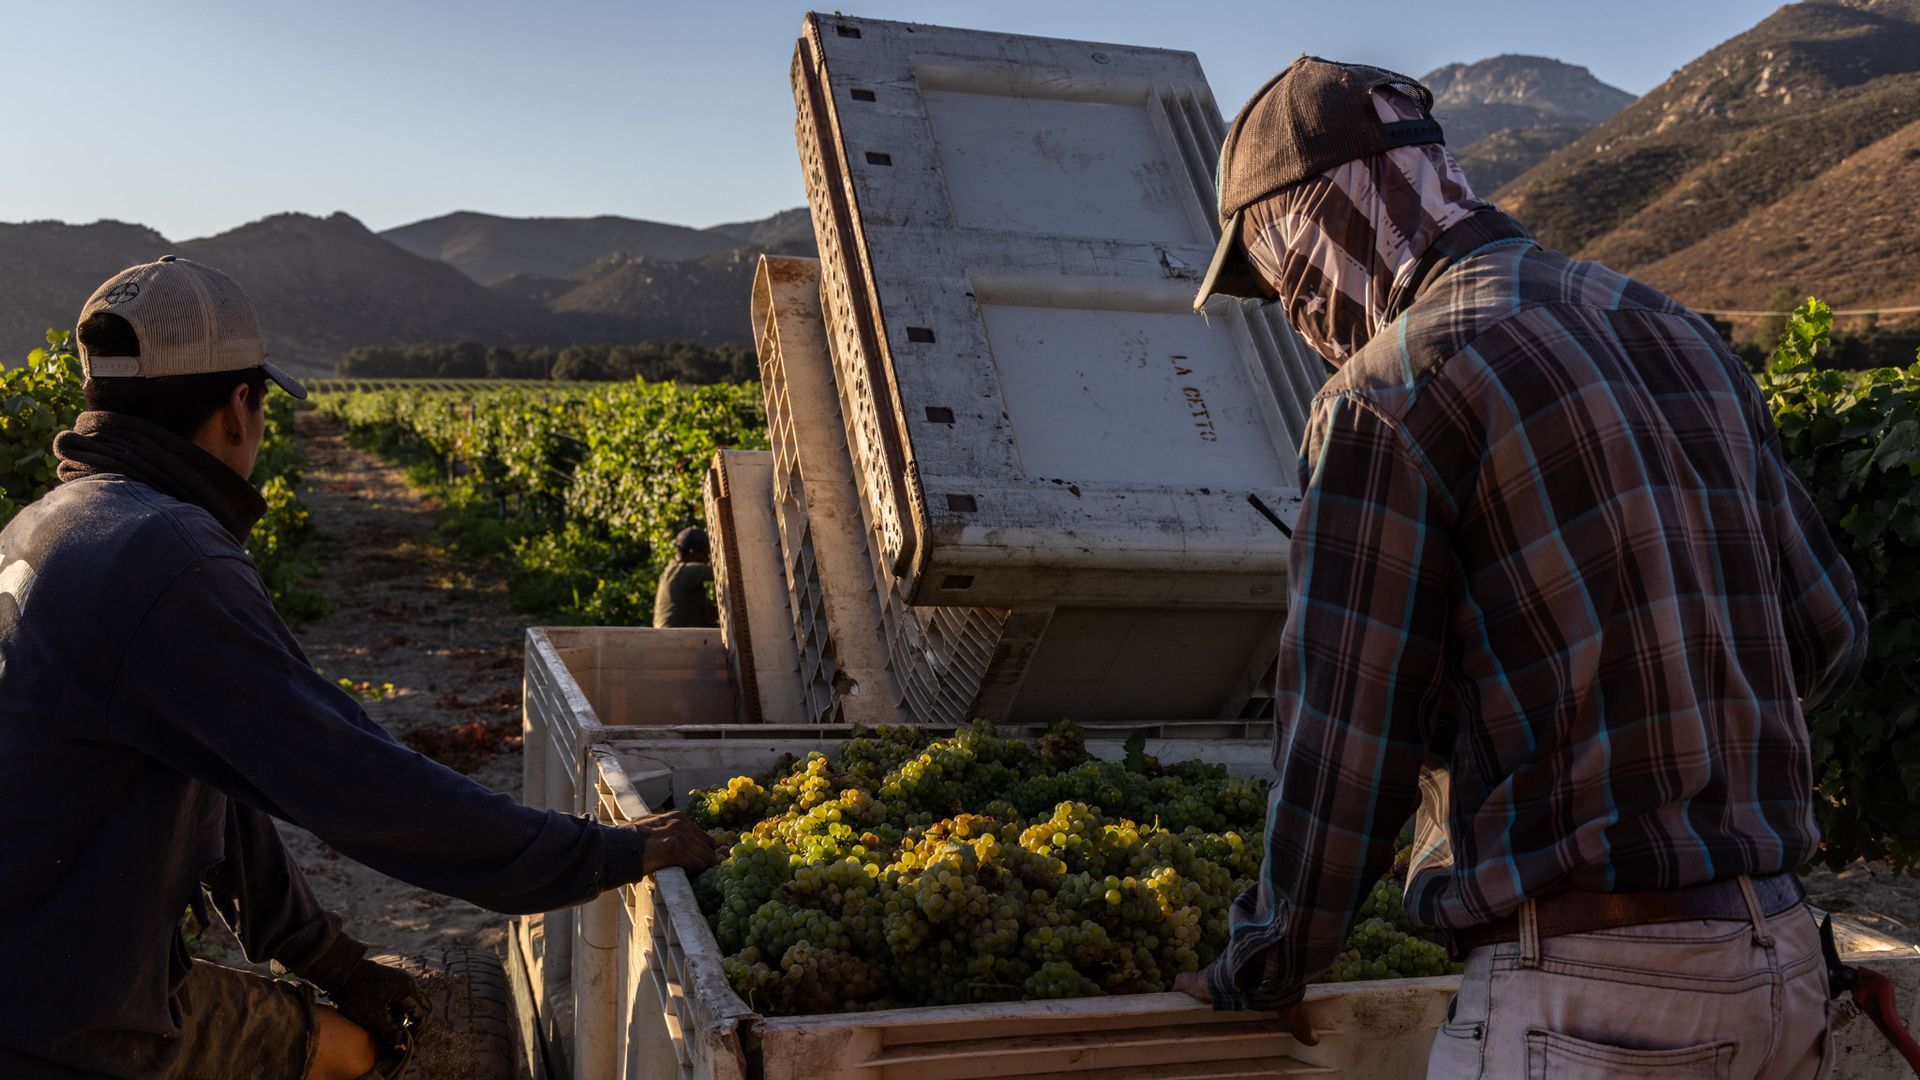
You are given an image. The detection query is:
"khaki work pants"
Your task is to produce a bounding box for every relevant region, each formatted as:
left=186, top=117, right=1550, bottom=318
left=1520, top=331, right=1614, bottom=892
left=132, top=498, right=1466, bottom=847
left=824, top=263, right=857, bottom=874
left=1428, top=890, right=1836, bottom=1079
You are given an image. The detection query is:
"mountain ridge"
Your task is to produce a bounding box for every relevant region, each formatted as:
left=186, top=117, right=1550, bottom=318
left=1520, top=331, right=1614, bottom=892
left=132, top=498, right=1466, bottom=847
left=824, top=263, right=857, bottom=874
left=1497, top=1, right=1920, bottom=254
left=1636, top=116, right=1920, bottom=316
left=3, top=208, right=815, bottom=375
left=12, top=4, right=1920, bottom=370
left=1423, top=54, right=1636, bottom=193
left=382, top=211, right=753, bottom=285
left=178, top=212, right=555, bottom=375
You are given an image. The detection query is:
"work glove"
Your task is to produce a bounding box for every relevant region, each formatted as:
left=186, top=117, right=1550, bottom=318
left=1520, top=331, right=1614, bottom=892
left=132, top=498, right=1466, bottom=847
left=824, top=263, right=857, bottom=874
left=622, top=809, right=722, bottom=878
left=325, top=955, right=431, bottom=1059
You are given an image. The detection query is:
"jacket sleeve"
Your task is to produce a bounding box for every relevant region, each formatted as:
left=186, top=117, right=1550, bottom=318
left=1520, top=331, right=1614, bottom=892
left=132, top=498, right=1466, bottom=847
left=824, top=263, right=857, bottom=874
left=200, top=801, right=368, bottom=989
left=1765, top=431, right=1868, bottom=713
left=106, top=554, right=650, bottom=916
left=1205, top=394, right=1453, bottom=1009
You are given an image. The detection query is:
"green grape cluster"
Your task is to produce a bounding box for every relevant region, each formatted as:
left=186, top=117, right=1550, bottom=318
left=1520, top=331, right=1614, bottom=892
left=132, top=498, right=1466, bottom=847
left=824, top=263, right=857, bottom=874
left=691, top=721, right=1454, bottom=1015
left=1326, top=917, right=1455, bottom=982
left=690, top=775, right=770, bottom=830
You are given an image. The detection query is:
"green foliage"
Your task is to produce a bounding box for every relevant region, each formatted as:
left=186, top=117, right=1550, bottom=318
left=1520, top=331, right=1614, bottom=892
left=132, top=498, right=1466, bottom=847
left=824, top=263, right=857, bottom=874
left=316, top=378, right=765, bottom=623
left=1758, top=298, right=1920, bottom=870
left=2, top=331, right=322, bottom=622
left=0, top=330, right=86, bottom=526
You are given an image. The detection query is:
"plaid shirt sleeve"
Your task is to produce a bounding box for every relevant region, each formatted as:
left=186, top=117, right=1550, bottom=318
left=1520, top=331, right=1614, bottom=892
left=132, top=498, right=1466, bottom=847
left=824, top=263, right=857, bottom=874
left=1765, top=430, right=1868, bottom=713
left=1206, top=390, right=1454, bottom=1010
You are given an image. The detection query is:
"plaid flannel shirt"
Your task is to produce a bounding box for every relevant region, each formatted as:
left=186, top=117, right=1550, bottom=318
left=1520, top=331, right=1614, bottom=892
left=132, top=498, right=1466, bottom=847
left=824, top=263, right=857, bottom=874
left=1208, top=210, right=1868, bottom=1010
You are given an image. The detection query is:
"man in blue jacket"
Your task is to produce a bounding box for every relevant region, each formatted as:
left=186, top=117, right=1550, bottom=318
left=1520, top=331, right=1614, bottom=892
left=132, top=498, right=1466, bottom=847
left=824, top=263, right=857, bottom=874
left=0, top=256, right=719, bottom=1080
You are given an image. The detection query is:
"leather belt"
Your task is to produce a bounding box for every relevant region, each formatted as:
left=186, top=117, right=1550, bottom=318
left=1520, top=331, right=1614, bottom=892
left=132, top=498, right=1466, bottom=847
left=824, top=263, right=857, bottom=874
left=1453, top=873, right=1806, bottom=954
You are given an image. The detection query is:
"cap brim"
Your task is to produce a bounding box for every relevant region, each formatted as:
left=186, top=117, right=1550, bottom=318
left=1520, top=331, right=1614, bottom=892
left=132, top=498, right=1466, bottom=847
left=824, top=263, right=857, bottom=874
left=1192, top=209, right=1274, bottom=312
left=262, top=360, right=308, bottom=400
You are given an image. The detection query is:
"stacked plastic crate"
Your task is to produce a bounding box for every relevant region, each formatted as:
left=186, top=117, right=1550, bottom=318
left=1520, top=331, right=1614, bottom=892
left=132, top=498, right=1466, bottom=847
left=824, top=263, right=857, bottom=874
left=703, top=450, right=810, bottom=725
left=751, top=260, right=915, bottom=727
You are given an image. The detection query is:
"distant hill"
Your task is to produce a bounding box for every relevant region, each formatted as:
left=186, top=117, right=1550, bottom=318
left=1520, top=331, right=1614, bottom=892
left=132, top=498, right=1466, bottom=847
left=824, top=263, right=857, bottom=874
left=1637, top=115, right=1920, bottom=316
left=1423, top=55, right=1635, bottom=192
left=1453, top=124, right=1594, bottom=194
left=381, top=211, right=746, bottom=286
left=0, top=220, right=172, bottom=360
left=705, top=208, right=817, bottom=251
left=1498, top=0, right=1920, bottom=293
left=1426, top=55, right=1636, bottom=144
left=176, top=213, right=552, bottom=377
left=3, top=207, right=817, bottom=374
left=513, top=235, right=816, bottom=346
left=380, top=208, right=814, bottom=286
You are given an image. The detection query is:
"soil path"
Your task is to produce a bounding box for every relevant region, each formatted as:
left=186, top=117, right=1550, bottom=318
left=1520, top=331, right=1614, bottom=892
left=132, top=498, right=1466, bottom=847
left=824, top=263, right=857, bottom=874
left=206, top=410, right=532, bottom=965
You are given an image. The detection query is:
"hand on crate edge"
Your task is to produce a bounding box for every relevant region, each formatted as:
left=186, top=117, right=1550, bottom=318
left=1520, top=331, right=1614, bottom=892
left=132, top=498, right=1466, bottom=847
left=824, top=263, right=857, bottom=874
left=1173, top=971, right=1318, bottom=1045
left=621, top=809, right=721, bottom=878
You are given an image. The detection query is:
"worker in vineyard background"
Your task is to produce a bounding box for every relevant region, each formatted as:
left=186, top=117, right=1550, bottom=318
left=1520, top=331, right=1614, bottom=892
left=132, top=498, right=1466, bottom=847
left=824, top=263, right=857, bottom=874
left=1180, top=58, right=1866, bottom=1078
left=654, top=524, right=719, bottom=628
left=0, top=256, right=720, bottom=1080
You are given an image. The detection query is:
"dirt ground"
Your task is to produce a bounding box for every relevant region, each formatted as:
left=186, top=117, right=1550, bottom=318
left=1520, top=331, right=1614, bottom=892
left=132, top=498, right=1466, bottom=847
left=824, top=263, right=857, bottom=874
left=202, top=411, right=531, bottom=968
left=1802, top=860, right=1920, bottom=940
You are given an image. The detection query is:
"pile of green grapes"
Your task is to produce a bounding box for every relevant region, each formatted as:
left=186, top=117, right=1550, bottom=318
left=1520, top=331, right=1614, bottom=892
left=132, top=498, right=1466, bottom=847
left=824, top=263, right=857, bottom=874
left=689, top=722, right=1454, bottom=1015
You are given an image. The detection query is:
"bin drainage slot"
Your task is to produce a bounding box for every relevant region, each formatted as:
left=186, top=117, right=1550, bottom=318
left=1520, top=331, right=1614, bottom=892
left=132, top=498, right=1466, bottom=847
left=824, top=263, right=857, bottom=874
left=836, top=23, right=862, bottom=37
left=866, top=151, right=894, bottom=166
left=851, top=88, right=877, bottom=101
left=925, top=406, right=955, bottom=423
left=946, top=494, right=978, bottom=512
left=941, top=575, right=974, bottom=590
left=906, top=326, right=936, bottom=343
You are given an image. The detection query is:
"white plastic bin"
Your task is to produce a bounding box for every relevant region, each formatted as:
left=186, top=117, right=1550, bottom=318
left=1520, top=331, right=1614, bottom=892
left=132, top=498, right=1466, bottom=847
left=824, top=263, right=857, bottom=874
left=754, top=254, right=1284, bottom=726
left=521, top=626, right=733, bottom=816
left=555, top=738, right=1448, bottom=1080
left=792, top=13, right=1325, bottom=610
left=515, top=641, right=1920, bottom=1080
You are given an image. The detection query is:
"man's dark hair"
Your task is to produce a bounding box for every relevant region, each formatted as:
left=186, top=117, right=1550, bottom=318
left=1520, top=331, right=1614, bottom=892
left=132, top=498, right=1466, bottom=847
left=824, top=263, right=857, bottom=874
left=79, top=312, right=267, bottom=439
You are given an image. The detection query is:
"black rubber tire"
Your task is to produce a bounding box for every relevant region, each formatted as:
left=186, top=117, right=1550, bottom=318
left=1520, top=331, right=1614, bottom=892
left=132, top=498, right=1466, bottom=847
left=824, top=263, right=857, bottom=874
left=368, top=949, right=519, bottom=1080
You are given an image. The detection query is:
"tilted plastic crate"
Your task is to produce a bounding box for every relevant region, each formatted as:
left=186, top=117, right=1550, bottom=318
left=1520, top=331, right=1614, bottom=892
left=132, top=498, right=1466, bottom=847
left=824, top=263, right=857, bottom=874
left=754, top=254, right=1283, bottom=724
left=752, top=255, right=914, bottom=727
left=792, top=13, right=1325, bottom=611
left=705, top=450, right=810, bottom=725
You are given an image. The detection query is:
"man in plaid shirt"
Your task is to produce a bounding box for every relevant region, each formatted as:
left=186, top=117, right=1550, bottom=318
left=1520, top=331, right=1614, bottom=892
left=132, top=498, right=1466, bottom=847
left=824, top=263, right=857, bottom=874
left=1184, top=58, right=1866, bottom=1077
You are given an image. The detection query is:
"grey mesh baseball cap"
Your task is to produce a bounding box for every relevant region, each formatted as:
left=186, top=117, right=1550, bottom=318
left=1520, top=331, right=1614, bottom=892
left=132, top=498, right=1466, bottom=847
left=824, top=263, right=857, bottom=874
left=1193, top=56, right=1445, bottom=311
left=76, top=255, right=306, bottom=399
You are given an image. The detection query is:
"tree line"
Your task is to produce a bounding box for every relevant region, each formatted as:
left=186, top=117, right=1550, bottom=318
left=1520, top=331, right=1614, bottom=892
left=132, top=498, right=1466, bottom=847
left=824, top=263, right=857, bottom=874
left=334, top=340, right=757, bottom=384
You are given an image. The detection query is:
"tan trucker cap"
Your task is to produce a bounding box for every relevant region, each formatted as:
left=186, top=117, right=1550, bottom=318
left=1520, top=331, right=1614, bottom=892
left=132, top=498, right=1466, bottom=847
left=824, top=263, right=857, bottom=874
left=76, top=255, right=306, bottom=399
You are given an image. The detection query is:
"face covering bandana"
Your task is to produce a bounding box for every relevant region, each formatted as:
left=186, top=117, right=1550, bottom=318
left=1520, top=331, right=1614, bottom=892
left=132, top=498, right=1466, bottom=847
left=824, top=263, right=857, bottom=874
left=1241, top=90, right=1486, bottom=363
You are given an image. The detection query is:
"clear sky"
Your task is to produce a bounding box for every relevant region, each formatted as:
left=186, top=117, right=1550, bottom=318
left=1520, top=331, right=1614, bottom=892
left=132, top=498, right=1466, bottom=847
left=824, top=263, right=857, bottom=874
left=2, top=0, right=1786, bottom=241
